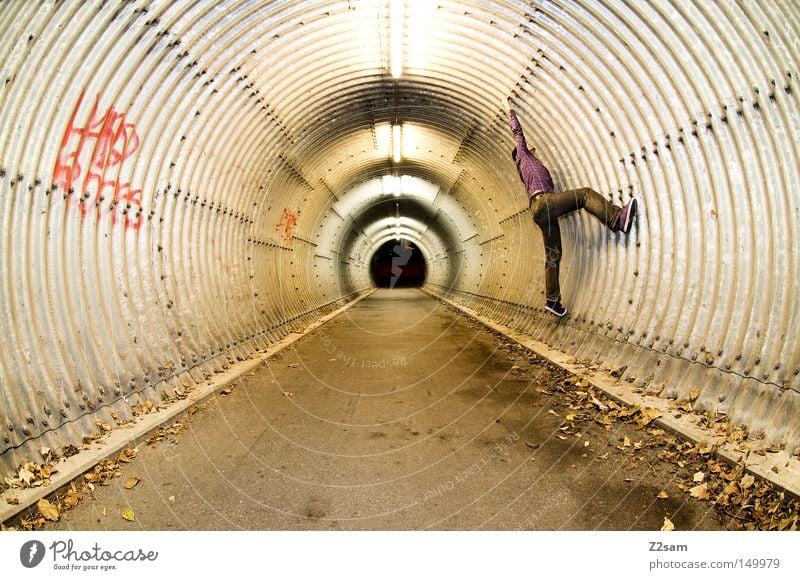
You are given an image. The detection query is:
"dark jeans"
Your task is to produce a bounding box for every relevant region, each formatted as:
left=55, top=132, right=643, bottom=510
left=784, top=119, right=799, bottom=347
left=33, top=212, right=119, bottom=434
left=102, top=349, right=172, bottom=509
left=531, top=188, right=621, bottom=302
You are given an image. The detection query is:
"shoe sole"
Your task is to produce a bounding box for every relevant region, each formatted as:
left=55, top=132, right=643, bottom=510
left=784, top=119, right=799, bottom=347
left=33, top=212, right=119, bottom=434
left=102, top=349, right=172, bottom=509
left=544, top=305, right=567, bottom=317
left=620, top=199, right=637, bottom=233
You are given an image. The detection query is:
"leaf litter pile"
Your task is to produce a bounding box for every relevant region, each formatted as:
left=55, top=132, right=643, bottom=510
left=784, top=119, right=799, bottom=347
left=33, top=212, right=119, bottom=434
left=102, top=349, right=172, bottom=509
left=497, top=334, right=799, bottom=531
left=1, top=396, right=215, bottom=531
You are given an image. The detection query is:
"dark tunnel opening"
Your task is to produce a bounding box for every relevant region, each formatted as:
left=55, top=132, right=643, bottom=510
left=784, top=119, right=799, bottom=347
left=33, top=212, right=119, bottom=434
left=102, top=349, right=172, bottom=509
left=370, top=239, right=427, bottom=288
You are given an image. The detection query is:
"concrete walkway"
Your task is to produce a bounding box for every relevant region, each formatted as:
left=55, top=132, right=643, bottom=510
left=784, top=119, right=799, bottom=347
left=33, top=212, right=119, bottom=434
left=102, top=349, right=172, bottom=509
left=47, top=289, right=730, bottom=530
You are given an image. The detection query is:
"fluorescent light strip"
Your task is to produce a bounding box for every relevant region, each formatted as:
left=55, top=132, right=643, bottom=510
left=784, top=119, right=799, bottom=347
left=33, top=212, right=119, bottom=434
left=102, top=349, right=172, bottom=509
left=390, top=0, right=403, bottom=78
left=392, top=124, right=402, bottom=163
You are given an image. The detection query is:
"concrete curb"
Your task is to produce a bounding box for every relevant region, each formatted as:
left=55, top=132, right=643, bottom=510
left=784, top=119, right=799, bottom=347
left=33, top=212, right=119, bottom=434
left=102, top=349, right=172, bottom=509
left=0, top=289, right=376, bottom=525
left=426, top=289, right=800, bottom=499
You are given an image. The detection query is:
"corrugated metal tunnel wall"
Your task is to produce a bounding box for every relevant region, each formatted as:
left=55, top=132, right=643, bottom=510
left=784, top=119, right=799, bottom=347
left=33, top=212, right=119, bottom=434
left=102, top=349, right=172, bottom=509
left=1, top=0, right=798, bottom=477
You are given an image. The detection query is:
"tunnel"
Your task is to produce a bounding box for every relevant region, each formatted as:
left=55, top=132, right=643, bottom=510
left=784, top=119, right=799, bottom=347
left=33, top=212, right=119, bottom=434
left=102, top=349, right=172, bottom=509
left=0, top=0, right=799, bottom=530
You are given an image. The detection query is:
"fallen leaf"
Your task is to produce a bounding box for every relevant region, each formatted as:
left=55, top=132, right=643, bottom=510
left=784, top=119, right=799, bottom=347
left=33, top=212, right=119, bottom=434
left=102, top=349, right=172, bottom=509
left=38, top=498, right=60, bottom=522
left=121, top=508, right=136, bottom=522
left=548, top=409, right=559, bottom=417
left=18, top=467, right=35, bottom=487
left=61, top=491, right=81, bottom=509
left=566, top=413, right=577, bottom=422
left=690, top=483, right=710, bottom=500
left=689, top=387, right=700, bottom=401
left=619, top=405, right=641, bottom=418
left=6, top=497, right=19, bottom=505
left=637, top=407, right=663, bottom=426
left=220, top=388, right=233, bottom=396
left=623, top=436, right=631, bottom=448
left=123, top=477, right=141, bottom=490
left=661, top=517, right=675, bottom=531
left=590, top=395, right=608, bottom=411
left=657, top=491, right=670, bottom=499
left=40, top=446, right=51, bottom=457
left=693, top=471, right=705, bottom=483
left=524, top=441, right=540, bottom=450
left=583, top=440, right=590, bottom=447
left=168, top=496, right=175, bottom=502
left=697, top=441, right=715, bottom=455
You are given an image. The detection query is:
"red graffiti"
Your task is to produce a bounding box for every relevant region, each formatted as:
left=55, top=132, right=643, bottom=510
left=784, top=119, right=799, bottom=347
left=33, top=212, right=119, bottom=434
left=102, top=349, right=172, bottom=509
left=54, top=91, right=143, bottom=229
left=275, top=208, right=297, bottom=245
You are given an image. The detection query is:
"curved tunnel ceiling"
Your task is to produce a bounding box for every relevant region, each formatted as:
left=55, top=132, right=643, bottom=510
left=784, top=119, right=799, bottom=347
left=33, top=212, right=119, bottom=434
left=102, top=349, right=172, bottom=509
left=0, top=1, right=799, bottom=474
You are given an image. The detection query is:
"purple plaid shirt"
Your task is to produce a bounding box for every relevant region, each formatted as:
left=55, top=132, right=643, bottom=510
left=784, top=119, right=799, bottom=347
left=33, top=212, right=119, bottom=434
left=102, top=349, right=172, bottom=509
left=508, top=109, right=554, bottom=198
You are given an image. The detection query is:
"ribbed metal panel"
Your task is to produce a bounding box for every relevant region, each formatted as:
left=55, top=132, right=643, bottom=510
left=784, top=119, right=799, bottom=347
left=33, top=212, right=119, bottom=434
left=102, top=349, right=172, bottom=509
left=1, top=0, right=798, bottom=479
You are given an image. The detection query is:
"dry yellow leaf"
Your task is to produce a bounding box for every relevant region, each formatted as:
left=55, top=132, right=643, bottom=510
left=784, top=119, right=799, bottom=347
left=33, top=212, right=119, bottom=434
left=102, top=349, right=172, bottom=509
left=38, top=498, right=60, bottom=522
left=638, top=407, right=663, bottom=426
left=62, top=491, right=81, bottom=509
left=693, top=471, right=705, bottom=483
left=689, top=387, right=700, bottom=401
left=661, top=516, right=675, bottom=531
left=121, top=508, right=136, bottom=522
left=123, top=477, right=141, bottom=490
left=689, top=483, right=710, bottom=500
left=697, top=441, right=715, bottom=455
left=566, top=413, right=577, bottom=422
left=740, top=474, right=755, bottom=489
left=18, top=467, right=35, bottom=487
left=657, top=491, right=669, bottom=499
left=623, top=436, right=631, bottom=448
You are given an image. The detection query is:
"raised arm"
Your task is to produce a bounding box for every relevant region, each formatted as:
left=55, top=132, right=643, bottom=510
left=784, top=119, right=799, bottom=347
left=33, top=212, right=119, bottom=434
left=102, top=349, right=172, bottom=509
left=506, top=98, right=530, bottom=155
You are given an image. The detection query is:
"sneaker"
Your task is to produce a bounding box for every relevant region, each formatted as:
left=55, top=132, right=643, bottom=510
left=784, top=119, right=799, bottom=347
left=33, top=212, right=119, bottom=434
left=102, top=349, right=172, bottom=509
left=617, top=198, right=638, bottom=234
left=544, top=300, right=567, bottom=317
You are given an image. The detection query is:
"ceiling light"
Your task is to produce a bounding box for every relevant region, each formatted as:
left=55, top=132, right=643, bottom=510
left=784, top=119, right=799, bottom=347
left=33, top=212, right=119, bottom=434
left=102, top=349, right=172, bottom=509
left=392, top=124, right=402, bottom=163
